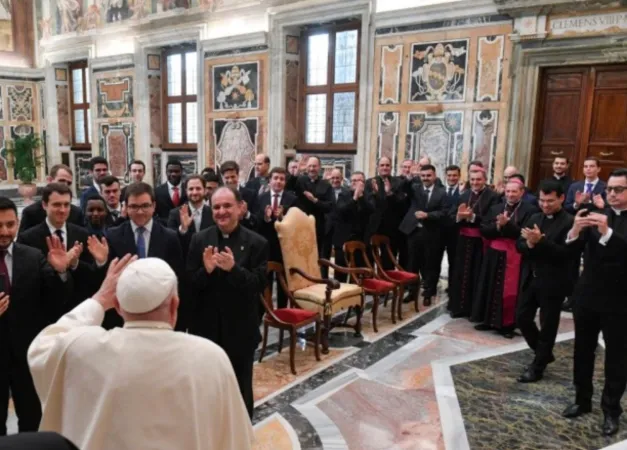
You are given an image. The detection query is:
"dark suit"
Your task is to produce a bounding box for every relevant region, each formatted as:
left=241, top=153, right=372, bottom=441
left=438, top=185, right=461, bottom=285
left=167, top=204, right=214, bottom=259
left=516, top=209, right=575, bottom=372
left=154, top=183, right=187, bottom=223
left=79, top=185, right=99, bottom=210
left=568, top=209, right=627, bottom=417
left=545, top=175, right=573, bottom=197
left=255, top=191, right=297, bottom=309
left=17, top=222, right=94, bottom=312
left=239, top=186, right=259, bottom=231
left=19, top=201, right=84, bottom=233
left=103, top=220, right=186, bottom=330
left=295, top=176, right=334, bottom=254
left=245, top=176, right=270, bottom=197
left=399, top=183, right=447, bottom=296
left=365, top=175, right=407, bottom=269
left=564, top=179, right=607, bottom=214
left=0, top=243, right=69, bottom=435
left=187, top=225, right=268, bottom=418
left=0, top=432, right=80, bottom=450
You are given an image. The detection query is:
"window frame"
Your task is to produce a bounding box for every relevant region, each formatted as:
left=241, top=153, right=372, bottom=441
left=298, top=22, right=361, bottom=152
left=161, top=45, right=198, bottom=151
left=68, top=60, right=91, bottom=150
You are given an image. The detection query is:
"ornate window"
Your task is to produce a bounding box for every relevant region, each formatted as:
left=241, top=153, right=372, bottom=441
left=299, top=23, right=360, bottom=151
left=69, top=60, right=91, bottom=149
left=162, top=46, right=198, bottom=150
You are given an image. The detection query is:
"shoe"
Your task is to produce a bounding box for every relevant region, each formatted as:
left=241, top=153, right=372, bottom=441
left=517, top=367, right=543, bottom=383
left=602, top=415, right=620, bottom=436
left=423, top=297, right=432, bottom=307
left=474, top=324, right=491, bottom=331
left=403, top=294, right=415, bottom=304
left=450, top=312, right=466, bottom=319
left=562, top=403, right=592, bottom=418
left=562, top=297, right=574, bottom=312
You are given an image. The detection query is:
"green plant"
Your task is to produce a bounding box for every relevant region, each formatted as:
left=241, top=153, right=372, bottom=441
left=9, top=134, right=43, bottom=184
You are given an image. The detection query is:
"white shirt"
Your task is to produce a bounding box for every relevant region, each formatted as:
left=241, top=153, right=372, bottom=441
left=598, top=208, right=625, bottom=246
left=270, top=190, right=284, bottom=207
left=27, top=299, right=254, bottom=450
left=1, top=243, right=14, bottom=282
left=92, top=180, right=101, bottom=194
left=131, top=219, right=153, bottom=255
left=46, top=218, right=68, bottom=251
left=108, top=204, right=122, bottom=218
left=189, top=203, right=203, bottom=232
left=584, top=178, right=600, bottom=193
left=334, top=188, right=341, bottom=201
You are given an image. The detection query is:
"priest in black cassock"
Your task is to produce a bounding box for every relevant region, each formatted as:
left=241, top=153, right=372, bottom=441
left=448, top=168, right=500, bottom=318
left=472, top=179, right=538, bottom=337
left=186, top=186, right=269, bottom=419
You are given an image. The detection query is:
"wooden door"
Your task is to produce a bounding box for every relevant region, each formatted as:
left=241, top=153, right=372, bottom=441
left=531, top=65, right=627, bottom=188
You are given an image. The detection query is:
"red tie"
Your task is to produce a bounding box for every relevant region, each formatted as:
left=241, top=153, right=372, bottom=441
left=0, top=250, right=10, bottom=294
left=172, top=186, right=180, bottom=207
left=272, top=194, right=279, bottom=212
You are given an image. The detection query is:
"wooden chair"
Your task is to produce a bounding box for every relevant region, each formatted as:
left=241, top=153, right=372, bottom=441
left=275, top=208, right=371, bottom=353
left=370, top=234, right=420, bottom=320
left=258, top=262, right=322, bottom=375
left=343, top=240, right=398, bottom=332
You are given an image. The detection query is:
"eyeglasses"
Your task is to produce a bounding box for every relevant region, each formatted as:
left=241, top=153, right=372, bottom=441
left=127, top=203, right=153, bottom=211
left=607, top=186, right=627, bottom=194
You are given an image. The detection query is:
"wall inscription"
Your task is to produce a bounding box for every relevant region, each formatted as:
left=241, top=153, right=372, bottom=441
left=550, top=12, right=627, bottom=37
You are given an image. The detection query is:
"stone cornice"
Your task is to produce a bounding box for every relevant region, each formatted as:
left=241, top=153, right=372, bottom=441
left=494, top=0, right=617, bottom=16
left=375, top=0, right=499, bottom=29
left=0, top=67, right=45, bottom=81
left=90, top=54, right=135, bottom=72
left=200, top=31, right=268, bottom=55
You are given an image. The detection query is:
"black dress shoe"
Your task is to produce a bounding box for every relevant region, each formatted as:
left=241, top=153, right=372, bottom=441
left=562, top=403, right=592, bottom=418
left=403, top=294, right=415, bottom=304
left=450, top=312, right=466, bottom=318
left=517, top=367, right=543, bottom=383
left=603, top=415, right=620, bottom=436
left=562, top=297, right=574, bottom=312
left=423, top=296, right=432, bottom=307
left=474, top=323, right=491, bottom=331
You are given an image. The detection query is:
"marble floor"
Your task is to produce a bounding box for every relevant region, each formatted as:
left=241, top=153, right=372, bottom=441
left=7, top=271, right=627, bottom=450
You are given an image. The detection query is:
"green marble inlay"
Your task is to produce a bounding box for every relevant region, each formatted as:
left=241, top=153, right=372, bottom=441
left=452, top=340, right=627, bottom=450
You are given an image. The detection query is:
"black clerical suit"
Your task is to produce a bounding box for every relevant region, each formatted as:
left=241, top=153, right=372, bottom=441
left=17, top=222, right=94, bottom=312
left=365, top=175, right=407, bottom=269
left=256, top=190, right=298, bottom=309
left=154, top=183, right=187, bottom=223
left=246, top=176, right=270, bottom=197
left=546, top=175, right=573, bottom=198
left=399, top=183, right=447, bottom=297
left=516, top=209, right=575, bottom=372
left=295, top=175, right=334, bottom=254
left=239, top=186, right=259, bottom=231
left=19, top=201, right=84, bottom=234
left=186, top=225, right=269, bottom=419
left=0, top=432, right=80, bottom=450
left=568, top=208, right=627, bottom=418
left=167, top=203, right=214, bottom=259
left=0, top=243, right=70, bottom=435
left=322, top=187, right=350, bottom=281
left=102, top=220, right=186, bottom=330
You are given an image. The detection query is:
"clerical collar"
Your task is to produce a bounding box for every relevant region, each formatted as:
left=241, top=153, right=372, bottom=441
left=218, top=225, right=241, bottom=239
left=553, top=174, right=565, bottom=180
left=611, top=208, right=625, bottom=216
left=545, top=209, right=563, bottom=220
left=124, top=321, right=173, bottom=330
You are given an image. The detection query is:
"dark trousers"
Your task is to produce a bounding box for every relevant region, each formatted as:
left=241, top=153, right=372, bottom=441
left=573, top=304, right=627, bottom=417
left=0, top=432, right=80, bottom=450
left=437, top=227, right=457, bottom=285
left=230, top=353, right=255, bottom=419
left=321, top=237, right=348, bottom=283
left=407, top=228, right=439, bottom=297
left=266, top=270, right=287, bottom=309
left=0, top=356, right=41, bottom=436
left=375, top=230, right=401, bottom=270
left=516, top=282, right=563, bottom=370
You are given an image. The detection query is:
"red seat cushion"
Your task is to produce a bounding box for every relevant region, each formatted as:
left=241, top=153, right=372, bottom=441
left=362, top=278, right=395, bottom=294
left=384, top=270, right=417, bottom=282
left=270, top=308, right=318, bottom=324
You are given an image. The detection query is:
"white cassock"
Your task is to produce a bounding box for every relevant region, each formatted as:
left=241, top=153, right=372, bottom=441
left=27, top=299, right=254, bottom=450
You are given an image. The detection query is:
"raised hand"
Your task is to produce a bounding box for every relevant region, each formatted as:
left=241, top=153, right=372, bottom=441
left=592, top=193, right=605, bottom=210
left=215, top=246, right=235, bottom=272
left=68, top=241, right=84, bottom=268
left=264, top=205, right=273, bottom=221
left=273, top=206, right=284, bottom=220
left=370, top=178, right=379, bottom=194
left=93, top=254, right=137, bottom=311
left=46, top=235, right=70, bottom=273
left=87, top=235, right=109, bottom=265
left=456, top=203, right=471, bottom=220
left=354, top=181, right=364, bottom=199
left=0, top=293, right=9, bottom=317
left=179, top=204, right=193, bottom=232
left=203, top=246, right=218, bottom=274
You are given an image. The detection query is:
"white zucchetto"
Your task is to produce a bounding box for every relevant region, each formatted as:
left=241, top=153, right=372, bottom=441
left=116, top=258, right=177, bottom=314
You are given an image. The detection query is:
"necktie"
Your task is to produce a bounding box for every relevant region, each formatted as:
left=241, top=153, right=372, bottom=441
left=136, top=227, right=146, bottom=258
left=585, top=183, right=593, bottom=194
left=172, top=186, right=180, bottom=207
left=424, top=188, right=430, bottom=202
left=272, top=194, right=279, bottom=212
left=0, top=250, right=10, bottom=294
left=335, top=190, right=340, bottom=201
left=55, top=229, right=64, bottom=244
left=111, top=210, right=119, bottom=220
left=193, top=209, right=201, bottom=231
left=448, top=187, right=454, bottom=196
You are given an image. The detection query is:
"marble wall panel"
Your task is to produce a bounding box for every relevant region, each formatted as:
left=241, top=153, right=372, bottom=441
left=0, top=86, right=3, bottom=120
left=380, top=45, right=403, bottom=105
left=319, top=155, right=353, bottom=181
left=475, top=36, right=504, bottom=102
left=0, top=126, right=6, bottom=181
left=471, top=110, right=499, bottom=182
left=56, top=84, right=71, bottom=146
left=377, top=112, right=400, bottom=172
left=212, top=61, right=260, bottom=111
left=152, top=152, right=163, bottom=185
left=148, top=74, right=162, bottom=148
left=409, top=39, right=468, bottom=103
left=97, top=76, right=134, bottom=119
left=284, top=60, right=299, bottom=150
left=406, top=111, right=464, bottom=178
left=213, top=118, right=258, bottom=181
left=73, top=151, right=93, bottom=191
left=8, top=85, right=34, bottom=121
left=167, top=153, right=198, bottom=178
left=99, top=122, right=134, bottom=178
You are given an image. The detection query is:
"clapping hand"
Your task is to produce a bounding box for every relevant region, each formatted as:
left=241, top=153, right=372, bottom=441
left=353, top=181, right=364, bottom=200
left=179, top=204, right=193, bottom=232
left=87, top=235, right=109, bottom=265
left=575, top=191, right=590, bottom=206
left=273, top=206, right=284, bottom=220
left=214, top=247, right=235, bottom=272
left=0, top=293, right=9, bottom=317
left=415, top=210, right=428, bottom=220
left=264, top=205, right=273, bottom=221
left=521, top=224, right=544, bottom=247
left=593, top=194, right=605, bottom=210
left=203, top=246, right=218, bottom=274
left=67, top=241, right=84, bottom=269
left=46, top=235, right=70, bottom=273
left=496, top=211, right=510, bottom=229
left=370, top=179, right=379, bottom=194
left=457, top=203, right=472, bottom=221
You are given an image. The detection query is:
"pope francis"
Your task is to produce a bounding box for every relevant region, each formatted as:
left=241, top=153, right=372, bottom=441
left=27, top=255, right=254, bottom=450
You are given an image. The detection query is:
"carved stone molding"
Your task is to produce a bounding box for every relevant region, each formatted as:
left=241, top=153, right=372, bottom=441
left=494, top=0, right=618, bottom=16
